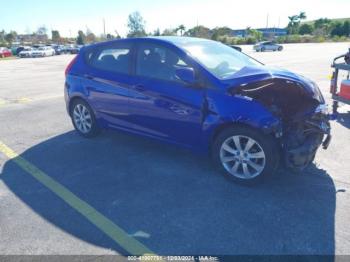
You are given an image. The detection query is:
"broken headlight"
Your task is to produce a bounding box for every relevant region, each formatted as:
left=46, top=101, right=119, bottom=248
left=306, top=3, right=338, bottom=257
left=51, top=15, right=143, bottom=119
left=315, top=104, right=329, bottom=115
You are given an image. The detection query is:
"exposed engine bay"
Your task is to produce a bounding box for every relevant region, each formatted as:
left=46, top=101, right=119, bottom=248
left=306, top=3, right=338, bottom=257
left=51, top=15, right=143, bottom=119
left=230, top=78, right=331, bottom=170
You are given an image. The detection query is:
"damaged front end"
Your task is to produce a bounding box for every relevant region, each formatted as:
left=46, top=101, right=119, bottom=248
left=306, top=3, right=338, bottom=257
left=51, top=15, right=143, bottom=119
left=228, top=68, right=332, bottom=170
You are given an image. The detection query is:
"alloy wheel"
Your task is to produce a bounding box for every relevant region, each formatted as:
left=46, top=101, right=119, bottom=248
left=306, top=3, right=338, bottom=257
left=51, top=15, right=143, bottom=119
left=73, top=104, right=92, bottom=134
left=220, top=135, right=266, bottom=179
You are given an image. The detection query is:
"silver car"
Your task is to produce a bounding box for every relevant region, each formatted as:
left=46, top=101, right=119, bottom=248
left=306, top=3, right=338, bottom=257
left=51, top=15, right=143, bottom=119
left=254, top=41, right=283, bottom=52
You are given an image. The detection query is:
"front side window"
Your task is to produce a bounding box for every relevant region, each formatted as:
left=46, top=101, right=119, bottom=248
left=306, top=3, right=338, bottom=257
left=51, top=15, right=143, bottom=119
left=87, top=43, right=131, bottom=74
left=181, top=40, right=261, bottom=80
left=136, top=43, right=189, bottom=81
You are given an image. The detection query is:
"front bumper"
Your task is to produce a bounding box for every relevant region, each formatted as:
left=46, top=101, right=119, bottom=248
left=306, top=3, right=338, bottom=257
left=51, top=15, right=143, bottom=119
left=32, top=53, right=44, bottom=57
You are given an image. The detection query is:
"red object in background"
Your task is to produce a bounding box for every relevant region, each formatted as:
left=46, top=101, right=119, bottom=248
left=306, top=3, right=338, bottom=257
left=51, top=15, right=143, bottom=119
left=0, top=48, right=12, bottom=58
left=339, top=80, right=350, bottom=100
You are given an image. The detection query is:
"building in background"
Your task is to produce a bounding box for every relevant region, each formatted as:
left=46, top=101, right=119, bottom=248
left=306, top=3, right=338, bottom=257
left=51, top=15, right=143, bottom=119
left=232, top=28, right=287, bottom=38
left=15, top=34, right=48, bottom=45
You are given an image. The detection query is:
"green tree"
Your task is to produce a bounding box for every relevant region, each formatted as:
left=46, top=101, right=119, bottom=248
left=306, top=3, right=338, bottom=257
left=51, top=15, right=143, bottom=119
left=127, top=11, right=146, bottom=37
left=331, top=22, right=344, bottom=37
left=287, top=12, right=307, bottom=35
left=106, top=33, right=114, bottom=39
left=51, top=30, right=61, bottom=43
left=211, top=27, right=233, bottom=41
left=342, top=21, right=350, bottom=37
left=299, top=24, right=313, bottom=35
left=211, top=30, right=219, bottom=41
left=299, top=12, right=307, bottom=20
left=153, top=28, right=161, bottom=36
left=162, top=28, right=177, bottom=36
left=175, top=25, right=186, bottom=36
left=314, top=18, right=332, bottom=29
left=287, top=15, right=299, bottom=34
left=0, top=30, right=6, bottom=43
left=186, top=25, right=210, bottom=39
left=76, top=30, right=86, bottom=45
left=37, top=25, right=47, bottom=35
left=245, top=27, right=253, bottom=36
left=313, top=18, right=332, bottom=36
left=5, top=31, right=17, bottom=44
left=85, top=28, right=96, bottom=43
left=251, top=29, right=263, bottom=41
left=86, top=32, right=96, bottom=43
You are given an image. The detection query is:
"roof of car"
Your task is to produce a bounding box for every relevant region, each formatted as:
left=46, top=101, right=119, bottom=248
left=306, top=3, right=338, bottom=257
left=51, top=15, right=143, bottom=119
left=88, top=36, right=213, bottom=50
left=148, top=36, right=212, bottom=44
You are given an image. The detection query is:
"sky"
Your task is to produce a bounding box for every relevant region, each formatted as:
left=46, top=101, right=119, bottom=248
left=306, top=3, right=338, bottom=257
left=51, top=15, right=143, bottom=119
left=2, top=0, right=350, bottom=37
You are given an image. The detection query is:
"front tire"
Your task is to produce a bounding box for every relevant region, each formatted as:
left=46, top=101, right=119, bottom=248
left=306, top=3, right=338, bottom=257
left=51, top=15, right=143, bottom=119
left=70, top=99, right=100, bottom=138
left=212, top=126, right=279, bottom=185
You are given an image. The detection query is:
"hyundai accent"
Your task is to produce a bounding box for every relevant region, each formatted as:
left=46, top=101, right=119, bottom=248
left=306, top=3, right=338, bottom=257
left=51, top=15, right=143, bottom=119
left=64, top=37, right=331, bottom=184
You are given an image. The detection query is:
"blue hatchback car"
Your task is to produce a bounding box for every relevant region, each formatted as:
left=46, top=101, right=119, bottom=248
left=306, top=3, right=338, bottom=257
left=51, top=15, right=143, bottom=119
left=64, top=36, right=331, bottom=184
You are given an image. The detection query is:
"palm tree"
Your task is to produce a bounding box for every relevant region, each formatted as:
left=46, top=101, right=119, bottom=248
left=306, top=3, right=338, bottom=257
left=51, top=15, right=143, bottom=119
left=288, top=15, right=299, bottom=34
left=299, top=12, right=307, bottom=21
left=287, top=12, right=307, bottom=34
left=245, top=27, right=253, bottom=37
left=288, top=15, right=299, bottom=25
left=176, top=25, right=186, bottom=36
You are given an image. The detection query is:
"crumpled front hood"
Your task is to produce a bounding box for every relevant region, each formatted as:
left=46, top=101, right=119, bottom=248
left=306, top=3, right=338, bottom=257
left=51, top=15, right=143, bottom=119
left=223, top=65, right=324, bottom=103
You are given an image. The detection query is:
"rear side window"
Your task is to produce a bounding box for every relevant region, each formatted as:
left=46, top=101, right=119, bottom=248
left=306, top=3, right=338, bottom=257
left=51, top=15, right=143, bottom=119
left=85, top=43, right=131, bottom=74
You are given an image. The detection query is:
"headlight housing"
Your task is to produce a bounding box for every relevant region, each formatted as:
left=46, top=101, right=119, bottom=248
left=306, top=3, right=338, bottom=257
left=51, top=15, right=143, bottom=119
left=315, top=104, right=329, bottom=115
left=310, top=81, right=325, bottom=103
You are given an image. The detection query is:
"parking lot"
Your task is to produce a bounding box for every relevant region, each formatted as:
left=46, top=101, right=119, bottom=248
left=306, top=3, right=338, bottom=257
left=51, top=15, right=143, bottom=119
left=0, top=43, right=349, bottom=256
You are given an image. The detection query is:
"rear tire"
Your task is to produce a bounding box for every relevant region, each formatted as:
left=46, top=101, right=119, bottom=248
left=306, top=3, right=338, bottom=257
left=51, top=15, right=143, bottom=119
left=70, top=99, right=100, bottom=138
left=278, top=46, right=283, bottom=51
left=212, top=126, right=279, bottom=185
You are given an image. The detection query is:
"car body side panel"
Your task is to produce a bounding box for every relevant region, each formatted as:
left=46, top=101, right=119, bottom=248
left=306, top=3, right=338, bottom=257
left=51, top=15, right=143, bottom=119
left=128, top=75, right=206, bottom=147
left=200, top=88, right=280, bottom=149
left=80, top=68, right=134, bottom=129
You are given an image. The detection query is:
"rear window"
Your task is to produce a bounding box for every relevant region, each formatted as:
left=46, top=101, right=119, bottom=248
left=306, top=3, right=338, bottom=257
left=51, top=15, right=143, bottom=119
left=85, top=43, right=131, bottom=74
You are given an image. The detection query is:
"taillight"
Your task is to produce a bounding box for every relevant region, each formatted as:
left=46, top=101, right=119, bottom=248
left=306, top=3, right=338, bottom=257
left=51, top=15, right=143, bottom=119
left=65, top=55, right=78, bottom=77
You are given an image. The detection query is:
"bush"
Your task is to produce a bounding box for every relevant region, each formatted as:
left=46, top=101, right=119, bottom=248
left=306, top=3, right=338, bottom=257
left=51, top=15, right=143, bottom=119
left=340, top=36, right=348, bottom=42
left=332, top=35, right=341, bottom=42
left=313, top=36, right=325, bottom=43
left=285, top=35, right=302, bottom=43
left=0, top=41, right=8, bottom=47
left=245, top=36, right=257, bottom=44
left=278, top=36, right=286, bottom=43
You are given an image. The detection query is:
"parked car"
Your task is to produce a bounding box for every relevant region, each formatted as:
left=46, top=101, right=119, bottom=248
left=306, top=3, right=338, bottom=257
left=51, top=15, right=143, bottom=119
left=18, top=47, right=36, bottom=58
left=64, top=37, right=331, bottom=184
left=16, top=46, right=27, bottom=55
left=32, top=46, right=55, bottom=57
left=62, top=45, right=72, bottom=53
left=70, top=45, right=82, bottom=54
left=254, top=41, right=283, bottom=52
left=0, top=47, right=12, bottom=58
left=52, top=45, right=65, bottom=55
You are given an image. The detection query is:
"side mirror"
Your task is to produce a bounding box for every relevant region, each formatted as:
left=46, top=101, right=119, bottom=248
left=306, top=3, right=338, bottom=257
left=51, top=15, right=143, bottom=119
left=175, top=67, right=196, bottom=85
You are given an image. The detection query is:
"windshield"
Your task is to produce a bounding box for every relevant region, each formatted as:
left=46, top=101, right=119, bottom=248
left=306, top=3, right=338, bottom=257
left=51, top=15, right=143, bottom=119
left=182, top=40, right=261, bottom=80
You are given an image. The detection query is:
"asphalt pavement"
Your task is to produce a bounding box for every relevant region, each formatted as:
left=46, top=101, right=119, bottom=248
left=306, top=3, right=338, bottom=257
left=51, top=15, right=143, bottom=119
left=0, top=43, right=349, bottom=256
